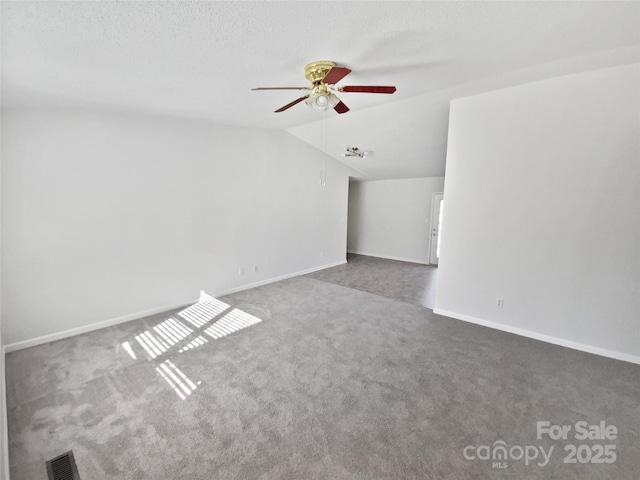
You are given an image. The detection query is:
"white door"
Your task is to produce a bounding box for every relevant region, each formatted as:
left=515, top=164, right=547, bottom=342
left=429, top=193, right=444, bottom=265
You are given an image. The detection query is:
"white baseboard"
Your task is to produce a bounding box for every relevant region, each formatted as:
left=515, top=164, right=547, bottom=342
left=347, top=251, right=430, bottom=265
left=433, top=308, right=640, bottom=365
left=2, top=260, right=347, bottom=354
left=3, top=300, right=196, bottom=354
left=215, top=259, right=347, bottom=297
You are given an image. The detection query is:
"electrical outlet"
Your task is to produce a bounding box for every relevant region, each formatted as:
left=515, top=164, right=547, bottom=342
left=320, top=251, right=324, bottom=258
left=239, top=267, right=245, bottom=276
left=496, top=298, right=504, bottom=308
left=253, top=265, right=259, bottom=273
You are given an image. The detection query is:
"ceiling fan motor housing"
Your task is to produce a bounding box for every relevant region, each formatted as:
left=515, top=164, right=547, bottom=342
left=304, top=61, right=336, bottom=84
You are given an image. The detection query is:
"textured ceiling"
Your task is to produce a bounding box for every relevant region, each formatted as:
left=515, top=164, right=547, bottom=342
left=2, top=1, right=639, bottom=179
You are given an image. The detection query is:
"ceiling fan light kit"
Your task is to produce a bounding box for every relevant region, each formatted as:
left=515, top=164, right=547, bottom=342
left=305, top=85, right=340, bottom=110
left=252, top=60, right=396, bottom=114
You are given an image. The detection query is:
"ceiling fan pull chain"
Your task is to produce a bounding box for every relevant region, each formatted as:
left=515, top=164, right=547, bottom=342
left=323, top=110, right=327, bottom=186
left=319, top=110, right=327, bottom=186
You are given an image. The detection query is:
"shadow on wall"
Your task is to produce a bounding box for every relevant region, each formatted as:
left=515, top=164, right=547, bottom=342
left=120, top=291, right=262, bottom=400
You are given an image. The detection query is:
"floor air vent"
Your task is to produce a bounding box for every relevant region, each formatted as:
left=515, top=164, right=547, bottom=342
left=46, top=451, right=80, bottom=480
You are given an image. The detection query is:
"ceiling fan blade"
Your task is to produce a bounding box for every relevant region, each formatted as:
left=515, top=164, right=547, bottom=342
left=340, top=86, right=397, bottom=94
left=275, top=95, right=309, bottom=113
left=334, top=101, right=350, bottom=114
left=322, top=66, right=352, bottom=85
left=252, top=87, right=309, bottom=90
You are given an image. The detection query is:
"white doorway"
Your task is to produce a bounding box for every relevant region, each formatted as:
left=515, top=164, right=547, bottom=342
left=429, top=193, right=444, bottom=265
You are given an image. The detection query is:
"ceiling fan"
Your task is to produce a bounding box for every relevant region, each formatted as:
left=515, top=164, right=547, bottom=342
left=343, top=147, right=370, bottom=158
left=252, top=60, right=396, bottom=114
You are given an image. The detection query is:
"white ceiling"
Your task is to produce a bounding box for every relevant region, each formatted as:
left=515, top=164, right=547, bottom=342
left=2, top=1, right=639, bottom=179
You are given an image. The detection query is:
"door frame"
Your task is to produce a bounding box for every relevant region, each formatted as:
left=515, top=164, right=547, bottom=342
left=429, top=192, right=444, bottom=265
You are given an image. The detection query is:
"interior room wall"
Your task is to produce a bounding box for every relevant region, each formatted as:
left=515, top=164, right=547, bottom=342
left=347, top=177, right=445, bottom=264
left=0, top=107, right=7, bottom=480
left=1, top=110, right=350, bottom=347
left=435, top=63, right=640, bottom=362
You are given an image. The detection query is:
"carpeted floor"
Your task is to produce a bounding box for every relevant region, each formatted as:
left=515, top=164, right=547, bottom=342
left=5, top=255, right=640, bottom=479
left=307, top=253, right=438, bottom=309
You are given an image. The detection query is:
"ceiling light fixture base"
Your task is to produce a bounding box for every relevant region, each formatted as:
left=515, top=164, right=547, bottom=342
left=343, top=147, right=370, bottom=158
left=304, top=60, right=336, bottom=84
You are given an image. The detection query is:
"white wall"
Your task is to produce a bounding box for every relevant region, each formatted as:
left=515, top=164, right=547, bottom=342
left=0, top=104, right=8, bottom=480
left=435, top=63, right=640, bottom=362
left=347, top=177, right=445, bottom=264
left=1, top=110, right=350, bottom=346
left=0, top=10, right=9, bottom=469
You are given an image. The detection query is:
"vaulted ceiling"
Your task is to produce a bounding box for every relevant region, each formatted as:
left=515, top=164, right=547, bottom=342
left=2, top=1, right=639, bottom=179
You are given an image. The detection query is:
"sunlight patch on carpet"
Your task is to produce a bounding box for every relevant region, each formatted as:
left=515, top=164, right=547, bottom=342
left=179, top=292, right=230, bottom=328
left=204, top=308, right=262, bottom=339
left=156, top=360, right=201, bottom=400
left=120, top=291, right=263, bottom=398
